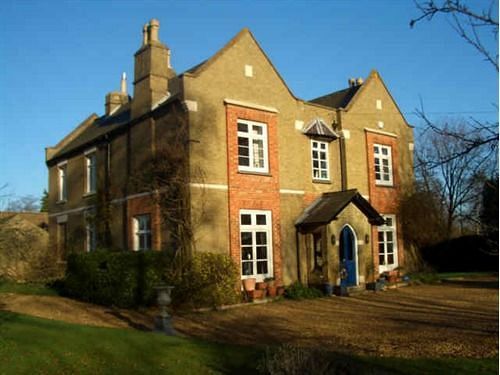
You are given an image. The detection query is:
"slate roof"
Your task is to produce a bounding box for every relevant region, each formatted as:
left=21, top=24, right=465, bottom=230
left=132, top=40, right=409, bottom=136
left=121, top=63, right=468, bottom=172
left=295, top=189, right=385, bottom=233
left=309, top=85, right=361, bottom=109
left=302, top=118, right=338, bottom=140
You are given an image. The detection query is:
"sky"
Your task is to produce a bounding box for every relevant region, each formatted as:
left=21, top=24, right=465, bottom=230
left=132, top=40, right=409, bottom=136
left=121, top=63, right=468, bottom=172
left=0, top=0, right=498, bottom=204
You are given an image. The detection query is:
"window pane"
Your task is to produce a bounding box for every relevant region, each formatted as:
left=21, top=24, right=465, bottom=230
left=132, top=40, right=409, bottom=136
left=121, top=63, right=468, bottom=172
left=379, top=255, right=385, bottom=265
left=257, top=261, right=268, bottom=274
left=386, top=232, right=393, bottom=242
left=237, top=123, right=248, bottom=132
left=374, top=146, right=379, bottom=153
left=375, top=173, right=381, bottom=180
left=383, top=175, right=390, bottom=181
left=241, top=214, right=251, bottom=225
left=252, top=125, right=263, bottom=135
left=388, top=254, right=394, bottom=264
left=387, top=243, right=393, bottom=253
left=320, top=171, right=327, bottom=179
left=256, top=232, right=267, bottom=244
left=313, top=160, right=319, bottom=168
left=378, top=232, right=384, bottom=242
left=320, top=143, right=326, bottom=150
left=320, top=152, right=326, bottom=160
left=382, top=147, right=388, bottom=155
left=242, top=262, right=253, bottom=275
left=241, top=232, right=252, bottom=245
left=385, top=217, right=393, bottom=226
left=378, top=243, right=385, bottom=254
left=238, top=137, right=249, bottom=147
left=238, top=145, right=249, bottom=157
left=242, top=247, right=253, bottom=260
left=238, top=156, right=250, bottom=166
left=320, top=161, right=327, bottom=169
left=312, top=151, right=318, bottom=158
left=256, top=246, right=267, bottom=259
left=256, top=214, right=267, bottom=225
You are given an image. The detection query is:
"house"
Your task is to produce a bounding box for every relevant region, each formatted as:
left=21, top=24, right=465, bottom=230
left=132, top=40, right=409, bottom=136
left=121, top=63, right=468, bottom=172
left=45, top=19, right=414, bottom=289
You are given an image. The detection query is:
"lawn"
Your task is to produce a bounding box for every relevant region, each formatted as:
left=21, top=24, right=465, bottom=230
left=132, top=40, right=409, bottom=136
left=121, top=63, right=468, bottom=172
left=0, top=279, right=58, bottom=296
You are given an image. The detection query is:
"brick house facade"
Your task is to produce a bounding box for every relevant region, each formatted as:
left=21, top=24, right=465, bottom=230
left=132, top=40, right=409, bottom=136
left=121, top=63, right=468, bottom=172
left=46, top=19, right=414, bottom=289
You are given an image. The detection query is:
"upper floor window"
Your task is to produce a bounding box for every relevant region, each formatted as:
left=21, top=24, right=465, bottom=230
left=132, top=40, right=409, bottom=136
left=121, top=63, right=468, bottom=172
left=240, top=210, right=273, bottom=280
left=378, top=215, right=398, bottom=272
left=311, top=140, right=329, bottom=181
left=85, top=149, right=97, bottom=194
left=57, top=161, right=67, bottom=202
left=374, top=144, right=393, bottom=186
left=237, top=119, right=269, bottom=173
left=133, top=214, right=152, bottom=251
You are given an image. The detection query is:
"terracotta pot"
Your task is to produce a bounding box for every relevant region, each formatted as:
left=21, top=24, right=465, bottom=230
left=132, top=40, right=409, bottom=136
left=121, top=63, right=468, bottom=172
left=277, top=286, right=285, bottom=296
left=267, top=285, right=277, bottom=298
left=250, top=289, right=265, bottom=300
left=242, top=277, right=256, bottom=292
left=256, top=282, right=268, bottom=290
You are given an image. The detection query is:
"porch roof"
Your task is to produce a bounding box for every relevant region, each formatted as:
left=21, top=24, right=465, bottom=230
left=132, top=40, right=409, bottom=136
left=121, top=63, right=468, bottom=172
left=295, top=189, right=385, bottom=233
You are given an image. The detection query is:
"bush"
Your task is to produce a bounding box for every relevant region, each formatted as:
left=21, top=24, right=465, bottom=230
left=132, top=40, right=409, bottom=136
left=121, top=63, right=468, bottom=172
left=63, top=250, right=171, bottom=308
left=284, top=282, right=323, bottom=300
left=171, top=252, right=240, bottom=309
left=63, top=250, right=240, bottom=309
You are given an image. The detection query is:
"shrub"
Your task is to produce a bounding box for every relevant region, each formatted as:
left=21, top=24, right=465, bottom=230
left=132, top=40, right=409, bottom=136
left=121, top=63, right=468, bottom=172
left=63, top=250, right=172, bottom=308
left=171, top=252, right=240, bottom=309
left=284, top=282, right=323, bottom=300
left=63, top=250, right=240, bottom=309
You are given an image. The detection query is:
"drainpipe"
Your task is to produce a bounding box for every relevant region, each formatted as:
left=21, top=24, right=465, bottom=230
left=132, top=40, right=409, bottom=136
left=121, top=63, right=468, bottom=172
left=295, top=229, right=301, bottom=283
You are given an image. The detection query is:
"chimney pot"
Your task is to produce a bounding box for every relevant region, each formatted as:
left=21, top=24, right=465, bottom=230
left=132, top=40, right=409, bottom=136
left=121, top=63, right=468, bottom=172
left=348, top=78, right=356, bottom=87
left=356, top=77, right=364, bottom=85
left=120, top=72, right=127, bottom=94
left=149, top=19, right=160, bottom=42
left=142, top=24, right=148, bottom=45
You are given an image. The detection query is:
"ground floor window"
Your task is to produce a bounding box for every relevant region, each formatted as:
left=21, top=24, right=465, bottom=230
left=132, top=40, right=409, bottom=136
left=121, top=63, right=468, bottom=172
left=240, top=210, right=273, bottom=280
left=378, top=214, right=398, bottom=272
left=133, top=214, right=152, bottom=251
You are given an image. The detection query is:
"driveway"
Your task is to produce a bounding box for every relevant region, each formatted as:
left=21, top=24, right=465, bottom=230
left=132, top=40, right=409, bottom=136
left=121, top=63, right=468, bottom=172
left=174, top=276, right=498, bottom=358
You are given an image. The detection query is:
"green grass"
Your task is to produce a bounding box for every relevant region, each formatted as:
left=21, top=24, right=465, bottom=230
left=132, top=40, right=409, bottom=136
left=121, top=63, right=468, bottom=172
left=0, top=311, right=260, bottom=374
left=0, top=279, right=59, bottom=296
left=0, top=311, right=497, bottom=374
left=437, top=271, right=498, bottom=279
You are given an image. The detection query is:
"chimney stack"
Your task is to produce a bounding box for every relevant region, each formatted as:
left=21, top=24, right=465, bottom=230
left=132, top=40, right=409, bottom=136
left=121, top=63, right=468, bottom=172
left=348, top=77, right=364, bottom=88
left=105, top=72, right=130, bottom=116
left=131, top=18, right=176, bottom=119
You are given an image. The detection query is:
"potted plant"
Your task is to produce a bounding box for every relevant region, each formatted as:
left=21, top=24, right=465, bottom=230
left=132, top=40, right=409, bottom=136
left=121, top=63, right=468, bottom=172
left=256, top=280, right=268, bottom=290
left=242, top=277, right=256, bottom=292
left=265, top=277, right=277, bottom=298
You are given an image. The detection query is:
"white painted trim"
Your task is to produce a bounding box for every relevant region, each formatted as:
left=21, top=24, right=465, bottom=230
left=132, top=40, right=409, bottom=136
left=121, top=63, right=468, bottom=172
left=110, top=191, right=153, bottom=204
left=224, top=98, right=279, bottom=113
left=56, top=214, right=68, bottom=223
left=374, top=143, right=394, bottom=186
left=244, top=64, right=253, bottom=77
left=364, top=128, right=398, bottom=138
left=84, top=147, right=97, bottom=155
left=378, top=214, right=399, bottom=273
left=279, top=189, right=305, bottom=195
left=294, top=120, right=304, bottom=130
left=190, top=183, right=228, bottom=191
left=57, top=160, right=68, bottom=167
left=341, top=130, right=350, bottom=140
left=311, top=139, right=330, bottom=181
left=237, top=118, right=269, bottom=174
left=182, top=100, right=198, bottom=112
left=361, top=194, right=370, bottom=200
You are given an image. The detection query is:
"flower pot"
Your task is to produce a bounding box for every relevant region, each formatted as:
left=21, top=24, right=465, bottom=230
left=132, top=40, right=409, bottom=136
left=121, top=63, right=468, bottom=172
left=242, top=278, right=256, bottom=292
left=256, top=282, right=268, bottom=290
left=267, top=285, right=277, bottom=298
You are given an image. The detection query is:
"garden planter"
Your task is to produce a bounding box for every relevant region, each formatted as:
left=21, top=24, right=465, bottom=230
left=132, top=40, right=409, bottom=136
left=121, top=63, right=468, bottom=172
left=256, top=282, right=268, bottom=290
left=267, top=285, right=277, bottom=298
left=242, top=278, right=256, bottom=292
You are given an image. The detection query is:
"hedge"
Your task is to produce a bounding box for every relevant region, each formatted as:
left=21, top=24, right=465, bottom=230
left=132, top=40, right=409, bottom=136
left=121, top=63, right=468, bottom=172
left=63, top=250, right=240, bottom=309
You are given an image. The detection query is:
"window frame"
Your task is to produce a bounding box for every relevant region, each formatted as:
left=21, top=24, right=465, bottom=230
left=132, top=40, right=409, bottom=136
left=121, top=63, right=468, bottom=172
left=378, top=214, right=398, bottom=273
left=133, top=214, right=152, bottom=251
left=84, top=148, right=97, bottom=195
left=57, top=161, right=68, bottom=202
left=239, top=209, right=273, bottom=281
left=311, top=139, right=330, bottom=181
left=237, top=119, right=269, bottom=174
left=374, top=144, right=393, bottom=186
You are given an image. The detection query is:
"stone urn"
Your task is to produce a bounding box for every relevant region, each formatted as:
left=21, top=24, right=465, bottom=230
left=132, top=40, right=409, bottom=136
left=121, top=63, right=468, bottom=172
left=154, top=284, right=176, bottom=335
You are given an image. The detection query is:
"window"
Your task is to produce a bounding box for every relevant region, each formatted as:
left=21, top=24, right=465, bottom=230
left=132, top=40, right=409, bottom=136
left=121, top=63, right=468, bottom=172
left=85, top=210, right=97, bottom=252
left=240, top=210, right=273, bottom=280
left=374, top=144, right=393, bottom=186
left=378, top=215, right=398, bottom=272
left=237, top=119, right=269, bottom=173
left=133, top=214, right=151, bottom=251
left=58, top=161, right=67, bottom=201
left=311, top=140, right=329, bottom=180
left=85, top=150, right=97, bottom=194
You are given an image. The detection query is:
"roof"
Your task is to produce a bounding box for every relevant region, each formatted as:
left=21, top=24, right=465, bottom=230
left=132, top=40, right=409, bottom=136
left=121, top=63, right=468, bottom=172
left=309, top=85, right=361, bottom=109
left=295, top=189, right=385, bottom=233
left=51, top=104, right=132, bottom=160
left=302, top=118, right=339, bottom=140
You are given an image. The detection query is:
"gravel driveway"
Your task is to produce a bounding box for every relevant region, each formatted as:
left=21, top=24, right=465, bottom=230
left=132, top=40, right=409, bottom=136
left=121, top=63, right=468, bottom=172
left=174, top=276, right=498, bottom=358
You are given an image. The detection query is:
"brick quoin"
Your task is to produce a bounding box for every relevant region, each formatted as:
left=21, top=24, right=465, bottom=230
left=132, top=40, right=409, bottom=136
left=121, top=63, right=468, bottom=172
left=127, top=195, right=161, bottom=251
left=365, top=132, right=404, bottom=273
left=225, top=104, right=283, bottom=284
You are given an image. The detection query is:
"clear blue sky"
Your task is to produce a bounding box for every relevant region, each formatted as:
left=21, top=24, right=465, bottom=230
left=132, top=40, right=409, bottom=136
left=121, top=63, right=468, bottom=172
left=0, top=0, right=498, bottom=203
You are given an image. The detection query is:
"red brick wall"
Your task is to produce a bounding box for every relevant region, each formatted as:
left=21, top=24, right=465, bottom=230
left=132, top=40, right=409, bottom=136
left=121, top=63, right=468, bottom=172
left=127, top=195, right=161, bottom=251
left=225, top=104, right=282, bottom=284
left=365, top=132, right=404, bottom=272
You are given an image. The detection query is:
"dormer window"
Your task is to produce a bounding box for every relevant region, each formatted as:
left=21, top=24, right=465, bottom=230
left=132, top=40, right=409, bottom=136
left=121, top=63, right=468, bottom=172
left=302, top=118, right=337, bottom=182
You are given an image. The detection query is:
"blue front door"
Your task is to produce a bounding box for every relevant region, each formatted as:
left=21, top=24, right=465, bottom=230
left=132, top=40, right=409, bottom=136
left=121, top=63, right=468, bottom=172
left=339, top=226, right=357, bottom=287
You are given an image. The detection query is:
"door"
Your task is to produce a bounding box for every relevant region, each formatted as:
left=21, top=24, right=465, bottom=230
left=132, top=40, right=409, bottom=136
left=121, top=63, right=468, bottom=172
left=339, top=225, right=357, bottom=287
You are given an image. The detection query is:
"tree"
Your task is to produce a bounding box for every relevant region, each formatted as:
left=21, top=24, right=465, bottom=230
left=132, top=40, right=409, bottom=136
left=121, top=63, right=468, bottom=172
left=415, top=121, right=494, bottom=238
left=410, top=0, right=499, bottom=161
left=480, top=176, right=499, bottom=254
left=40, top=189, right=49, bottom=212
left=5, top=195, right=40, bottom=212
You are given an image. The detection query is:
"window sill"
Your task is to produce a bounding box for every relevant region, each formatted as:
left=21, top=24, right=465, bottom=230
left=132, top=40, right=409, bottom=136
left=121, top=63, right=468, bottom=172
left=312, top=179, right=332, bottom=184
left=56, top=200, right=67, bottom=205
left=237, top=170, right=272, bottom=177
left=375, top=183, right=395, bottom=188
left=83, top=192, right=96, bottom=198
